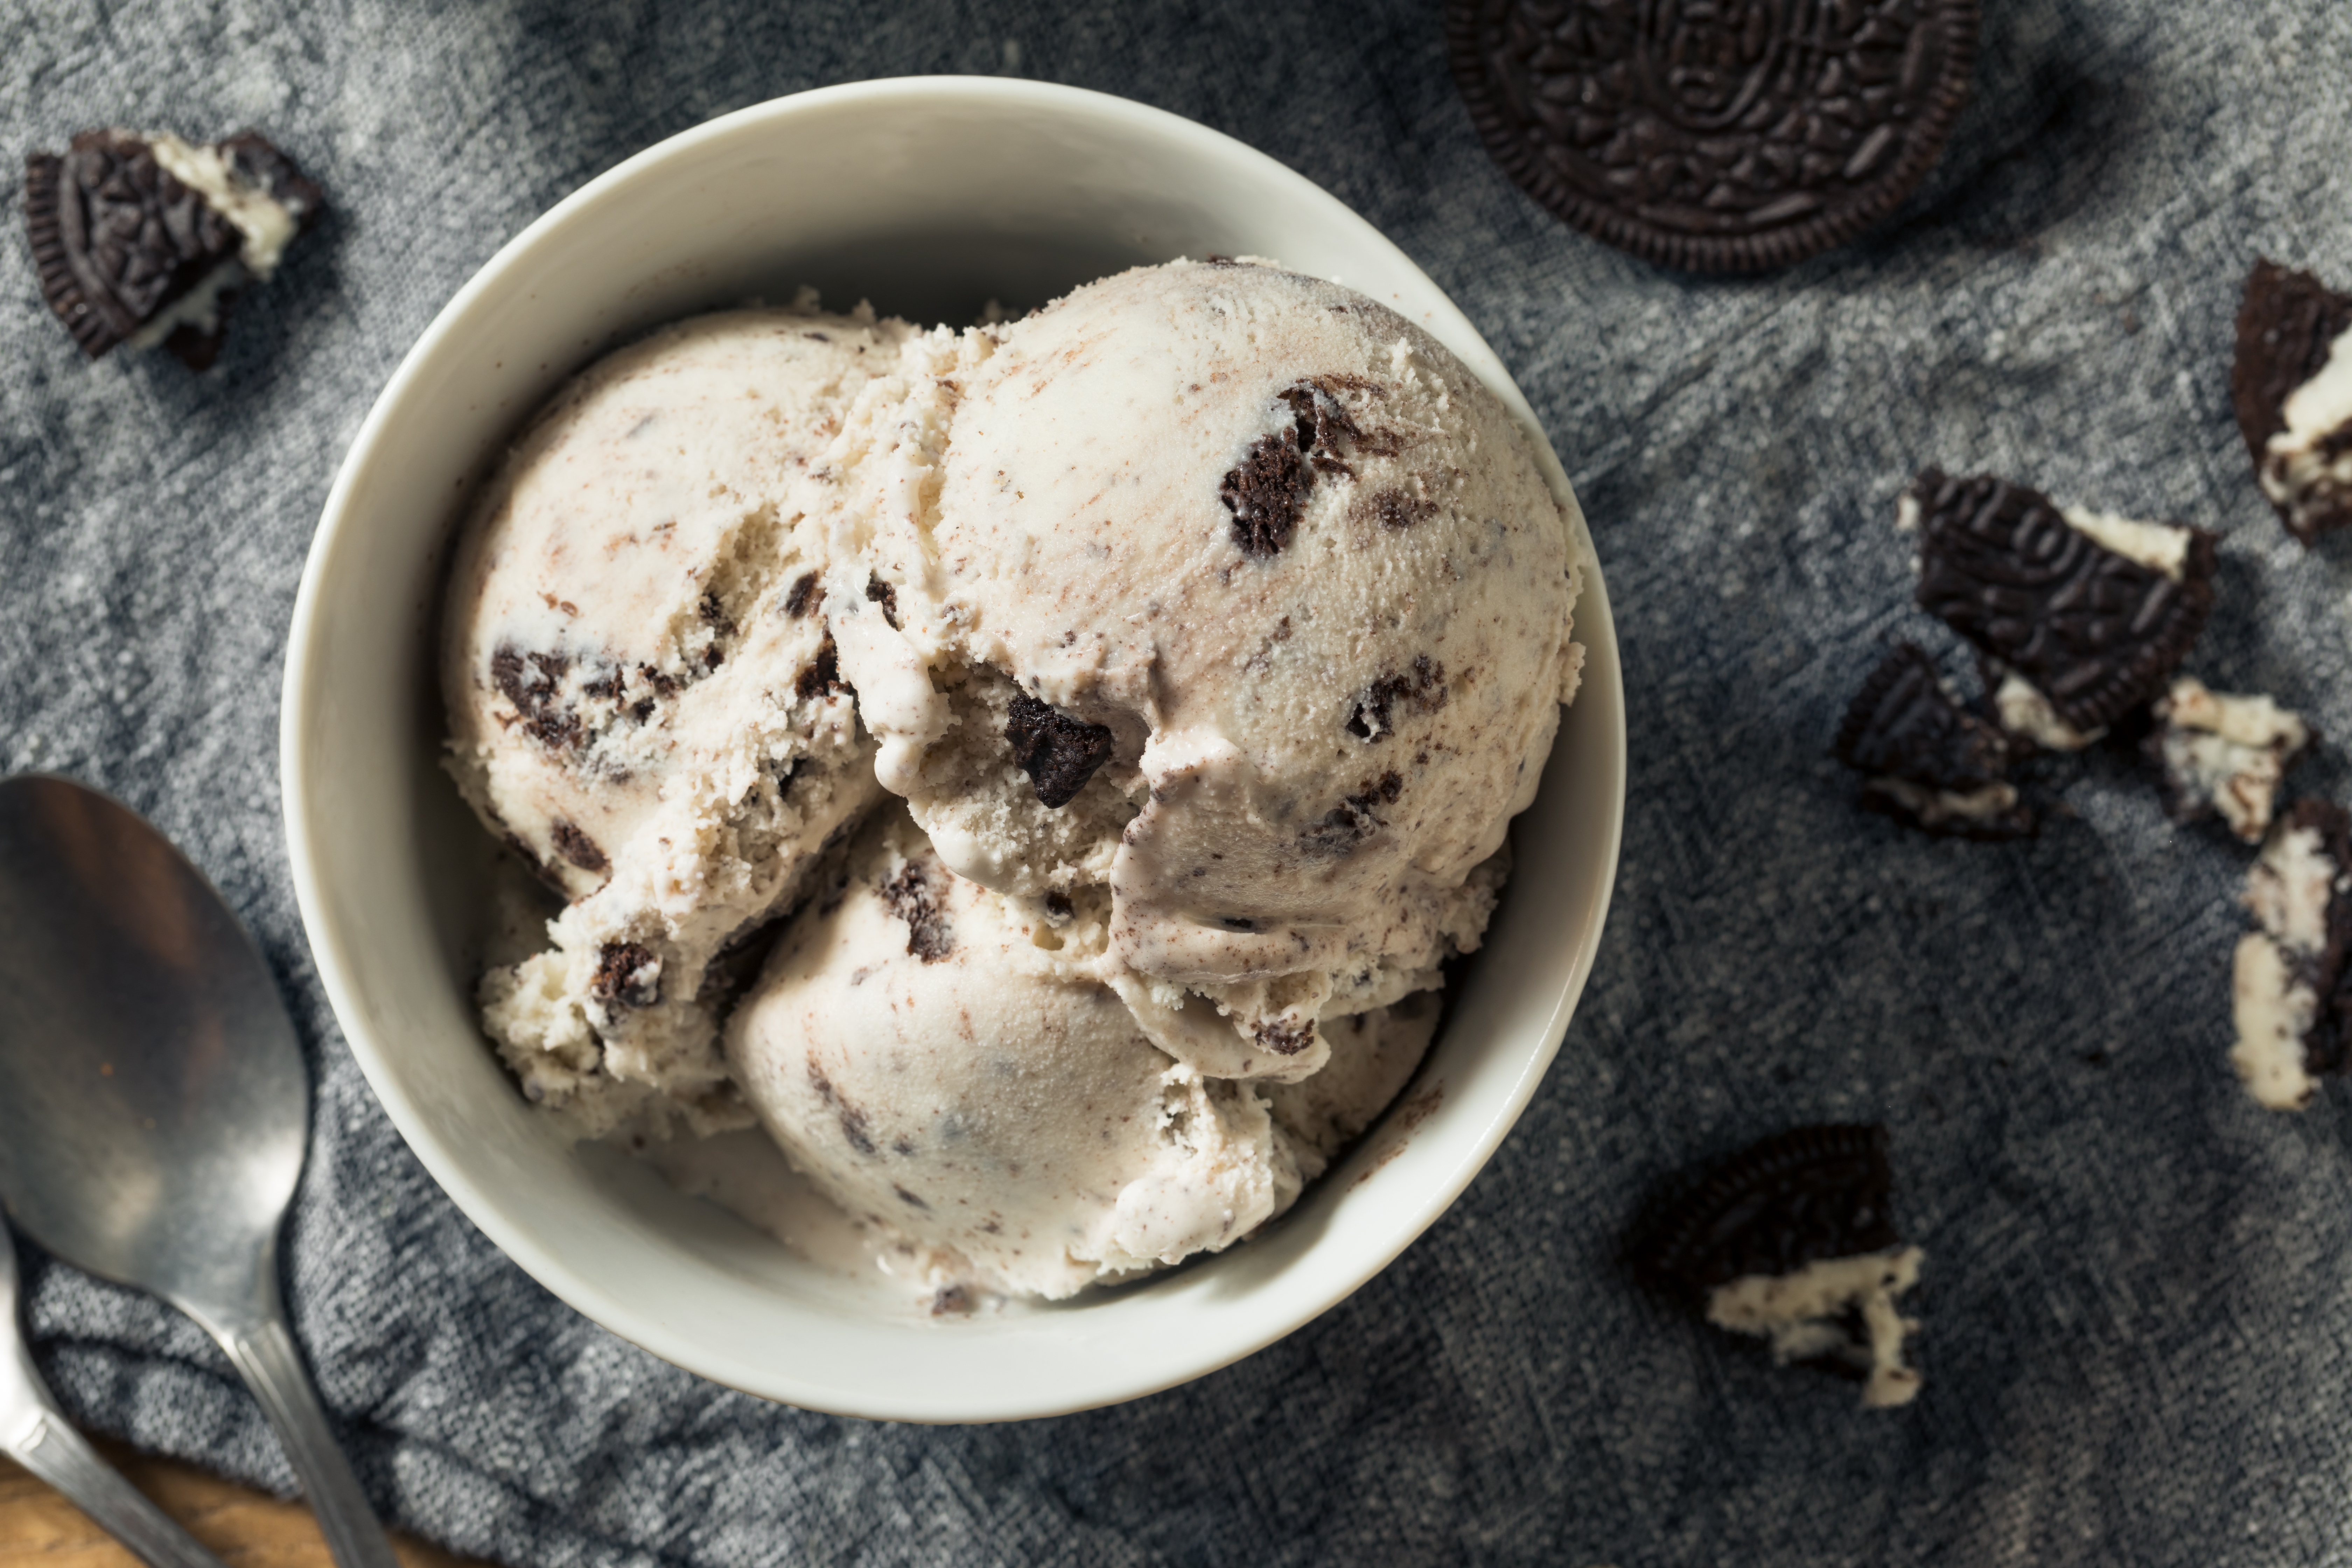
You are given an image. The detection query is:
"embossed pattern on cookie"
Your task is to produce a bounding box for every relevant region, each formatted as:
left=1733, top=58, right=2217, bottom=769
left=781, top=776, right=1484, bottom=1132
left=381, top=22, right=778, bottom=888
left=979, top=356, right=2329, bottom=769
left=1446, top=0, right=1979, bottom=272
left=1834, top=642, right=2029, bottom=839
left=24, top=127, right=323, bottom=368
left=1906, top=469, right=2215, bottom=738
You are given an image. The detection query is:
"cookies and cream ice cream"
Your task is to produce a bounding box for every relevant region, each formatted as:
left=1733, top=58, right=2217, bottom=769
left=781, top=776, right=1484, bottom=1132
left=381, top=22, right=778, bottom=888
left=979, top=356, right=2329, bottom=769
left=726, top=805, right=1441, bottom=1298
left=847, top=260, right=1581, bottom=1083
left=441, top=259, right=1587, bottom=1296
left=443, top=302, right=907, bottom=1134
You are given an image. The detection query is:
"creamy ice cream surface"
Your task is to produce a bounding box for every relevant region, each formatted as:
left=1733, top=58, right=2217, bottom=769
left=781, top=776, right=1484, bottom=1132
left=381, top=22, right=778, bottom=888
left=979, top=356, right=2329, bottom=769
left=725, top=805, right=1444, bottom=1299
left=853, top=260, right=1582, bottom=1079
left=442, top=259, right=1588, bottom=1300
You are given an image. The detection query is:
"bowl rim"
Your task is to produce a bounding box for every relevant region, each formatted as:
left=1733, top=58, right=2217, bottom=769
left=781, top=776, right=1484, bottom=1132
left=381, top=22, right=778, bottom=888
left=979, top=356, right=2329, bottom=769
left=281, top=74, right=1626, bottom=1420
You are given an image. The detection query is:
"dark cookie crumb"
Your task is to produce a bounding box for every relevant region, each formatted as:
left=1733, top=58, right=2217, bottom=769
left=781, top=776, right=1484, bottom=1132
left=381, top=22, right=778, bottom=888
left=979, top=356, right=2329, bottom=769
left=1346, top=656, right=1447, bottom=741
left=591, top=940, right=660, bottom=1009
left=548, top=818, right=609, bottom=876
left=1300, top=771, right=1404, bottom=857
left=784, top=571, right=824, bottom=617
left=1253, top=1017, right=1316, bottom=1056
left=1220, top=380, right=1367, bottom=558
left=879, top=858, right=953, bottom=962
left=864, top=572, right=900, bottom=630
left=931, top=1285, right=973, bottom=1316
left=1909, top=469, right=2214, bottom=736
left=1371, top=491, right=1436, bottom=530
left=807, top=1062, right=877, bottom=1156
left=1834, top=643, right=2031, bottom=840
left=1042, top=889, right=1074, bottom=925
left=1004, top=691, right=1115, bottom=808
left=490, top=644, right=583, bottom=751
left=794, top=636, right=844, bottom=701
left=894, top=1185, right=930, bottom=1210
left=1630, top=1124, right=1901, bottom=1298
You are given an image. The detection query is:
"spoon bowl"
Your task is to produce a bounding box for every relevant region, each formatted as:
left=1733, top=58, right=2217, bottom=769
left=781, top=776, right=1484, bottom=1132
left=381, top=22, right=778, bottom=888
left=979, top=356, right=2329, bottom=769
left=0, top=775, right=395, bottom=1568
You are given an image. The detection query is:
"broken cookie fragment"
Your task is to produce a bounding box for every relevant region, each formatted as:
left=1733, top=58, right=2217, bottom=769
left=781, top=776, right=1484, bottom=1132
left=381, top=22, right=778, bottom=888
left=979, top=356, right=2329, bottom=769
left=25, top=127, right=324, bottom=369
left=2231, top=800, right=2352, bottom=1110
left=2149, top=678, right=2310, bottom=844
left=1632, top=1124, right=1924, bottom=1409
left=1903, top=470, right=2215, bottom=743
left=2233, top=259, right=2352, bottom=544
left=1834, top=643, right=2030, bottom=839
left=1002, top=691, right=1115, bottom=808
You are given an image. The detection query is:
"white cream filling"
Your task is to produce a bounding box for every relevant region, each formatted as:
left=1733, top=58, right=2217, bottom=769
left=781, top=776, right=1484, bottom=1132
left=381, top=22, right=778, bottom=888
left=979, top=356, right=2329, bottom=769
left=2231, top=933, right=2319, bottom=1111
left=1995, top=672, right=2100, bottom=751
left=1706, top=1246, right=1924, bottom=1409
left=1867, top=776, right=2016, bottom=828
left=1893, top=492, right=1922, bottom=533
left=2262, top=326, right=2352, bottom=520
left=2062, top=505, right=2191, bottom=582
left=2155, top=678, right=2308, bottom=844
left=2246, top=822, right=2340, bottom=958
left=145, top=131, right=299, bottom=278
left=124, top=259, right=244, bottom=348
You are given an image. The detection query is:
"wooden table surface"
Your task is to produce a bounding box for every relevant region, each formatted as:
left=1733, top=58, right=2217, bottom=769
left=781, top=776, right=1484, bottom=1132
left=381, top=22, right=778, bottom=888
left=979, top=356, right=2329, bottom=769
left=0, top=1441, right=480, bottom=1568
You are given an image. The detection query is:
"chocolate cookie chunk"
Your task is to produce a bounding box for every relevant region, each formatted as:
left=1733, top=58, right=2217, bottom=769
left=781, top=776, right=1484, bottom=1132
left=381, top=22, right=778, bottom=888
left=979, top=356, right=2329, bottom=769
left=24, top=128, right=323, bottom=368
left=1446, top=0, right=1977, bottom=272
left=2233, top=259, right=2352, bottom=544
left=1631, top=1124, right=1923, bottom=1408
left=1906, top=470, right=2216, bottom=737
left=1003, top=692, right=1115, bottom=808
left=1220, top=380, right=1366, bottom=557
left=592, top=940, right=661, bottom=1010
left=1834, top=642, right=2029, bottom=839
left=2231, top=800, right=2352, bottom=1110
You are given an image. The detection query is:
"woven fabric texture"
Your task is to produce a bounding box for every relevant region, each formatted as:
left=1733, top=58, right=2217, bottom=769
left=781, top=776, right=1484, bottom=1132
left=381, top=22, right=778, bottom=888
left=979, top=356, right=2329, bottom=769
left=4, top=1, right=2351, bottom=1562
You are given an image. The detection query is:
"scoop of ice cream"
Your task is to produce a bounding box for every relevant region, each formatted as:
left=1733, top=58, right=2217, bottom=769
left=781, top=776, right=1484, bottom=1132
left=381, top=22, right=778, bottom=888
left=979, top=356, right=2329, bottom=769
left=723, top=805, right=1439, bottom=1299
left=443, top=301, right=916, bottom=1134
left=847, top=259, right=1582, bottom=1074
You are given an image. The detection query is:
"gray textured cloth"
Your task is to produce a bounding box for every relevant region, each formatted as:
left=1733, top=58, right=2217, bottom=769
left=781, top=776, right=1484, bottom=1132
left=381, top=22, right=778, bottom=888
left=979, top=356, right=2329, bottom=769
left=3, top=1, right=2350, bottom=1562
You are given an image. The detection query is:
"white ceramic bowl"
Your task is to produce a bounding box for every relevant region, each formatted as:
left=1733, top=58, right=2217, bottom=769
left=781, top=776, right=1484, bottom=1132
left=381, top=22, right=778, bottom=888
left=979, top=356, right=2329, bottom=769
left=282, top=77, right=1625, bottom=1422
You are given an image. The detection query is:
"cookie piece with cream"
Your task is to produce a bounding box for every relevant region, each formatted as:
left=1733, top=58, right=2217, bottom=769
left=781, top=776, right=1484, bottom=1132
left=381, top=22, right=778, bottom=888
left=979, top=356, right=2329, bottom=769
left=1632, top=1124, right=1924, bottom=1410
left=2231, top=800, right=2352, bottom=1111
left=2149, top=678, right=2311, bottom=845
left=2233, top=259, right=2352, bottom=545
left=1834, top=642, right=2030, bottom=840
left=1902, top=469, right=2216, bottom=749
left=25, top=128, right=323, bottom=369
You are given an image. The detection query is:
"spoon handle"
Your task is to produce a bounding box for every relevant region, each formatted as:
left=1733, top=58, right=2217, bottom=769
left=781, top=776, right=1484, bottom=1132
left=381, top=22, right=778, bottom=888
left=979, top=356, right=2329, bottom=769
left=212, top=1310, right=401, bottom=1568
left=5, top=1407, right=234, bottom=1568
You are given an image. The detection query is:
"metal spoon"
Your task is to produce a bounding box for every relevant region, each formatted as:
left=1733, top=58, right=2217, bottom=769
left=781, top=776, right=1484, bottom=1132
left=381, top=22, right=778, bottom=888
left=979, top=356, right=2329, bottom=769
left=0, top=775, right=398, bottom=1568
left=2, top=1224, right=231, bottom=1568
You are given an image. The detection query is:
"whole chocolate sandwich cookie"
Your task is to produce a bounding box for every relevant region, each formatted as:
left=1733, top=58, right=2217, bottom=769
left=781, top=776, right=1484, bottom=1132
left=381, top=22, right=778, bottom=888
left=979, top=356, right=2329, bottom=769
left=2231, top=800, right=2352, bottom=1111
left=1631, top=1124, right=1923, bottom=1409
left=1834, top=642, right=2030, bottom=839
left=1445, top=0, right=1977, bottom=272
left=1903, top=469, right=2217, bottom=749
left=25, top=128, right=324, bottom=369
left=2233, top=259, right=2352, bottom=544
left=2147, top=677, right=2310, bottom=846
